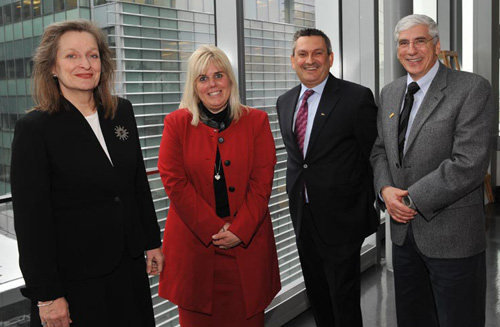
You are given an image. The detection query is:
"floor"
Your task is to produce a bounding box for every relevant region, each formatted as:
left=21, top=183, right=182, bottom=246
left=283, top=203, right=500, bottom=327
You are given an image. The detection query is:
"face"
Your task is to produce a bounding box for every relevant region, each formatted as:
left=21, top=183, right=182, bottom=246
left=397, top=24, right=440, bottom=81
left=52, top=31, right=101, bottom=98
left=291, top=35, right=333, bottom=88
left=196, top=62, right=231, bottom=113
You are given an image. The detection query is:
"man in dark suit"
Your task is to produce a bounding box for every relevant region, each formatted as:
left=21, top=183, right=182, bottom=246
left=370, top=14, right=493, bottom=327
left=276, top=28, right=378, bottom=327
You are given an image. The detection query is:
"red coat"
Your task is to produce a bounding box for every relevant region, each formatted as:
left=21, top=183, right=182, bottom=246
left=158, top=107, right=281, bottom=318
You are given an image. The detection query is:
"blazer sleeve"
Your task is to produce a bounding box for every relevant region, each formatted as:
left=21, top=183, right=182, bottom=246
left=158, top=112, right=224, bottom=246
left=228, top=112, right=277, bottom=246
left=355, top=87, right=378, bottom=162
left=11, top=114, right=66, bottom=301
left=408, top=77, right=494, bottom=220
left=125, top=100, right=161, bottom=250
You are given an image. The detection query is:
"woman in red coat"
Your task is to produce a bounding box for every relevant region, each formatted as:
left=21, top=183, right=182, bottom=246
left=157, top=45, right=281, bottom=327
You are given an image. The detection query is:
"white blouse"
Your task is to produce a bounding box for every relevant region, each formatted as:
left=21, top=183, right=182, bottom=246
left=85, top=111, right=113, bottom=165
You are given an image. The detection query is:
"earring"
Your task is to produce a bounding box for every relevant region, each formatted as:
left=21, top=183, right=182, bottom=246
left=52, top=74, right=58, bottom=79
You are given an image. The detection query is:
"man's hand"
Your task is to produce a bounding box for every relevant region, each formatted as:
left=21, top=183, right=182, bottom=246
left=381, top=186, right=417, bottom=223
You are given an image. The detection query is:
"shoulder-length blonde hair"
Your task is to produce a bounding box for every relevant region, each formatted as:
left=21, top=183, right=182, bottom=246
left=180, top=45, right=246, bottom=126
left=31, top=19, right=117, bottom=118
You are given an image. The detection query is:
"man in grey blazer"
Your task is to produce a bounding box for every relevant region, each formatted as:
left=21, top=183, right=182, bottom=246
left=371, top=14, right=494, bottom=327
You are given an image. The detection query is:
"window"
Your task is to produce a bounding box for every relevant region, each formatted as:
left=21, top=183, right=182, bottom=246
left=67, top=0, right=78, bottom=10
left=54, top=0, right=65, bottom=13
left=3, top=4, right=12, bottom=25
left=13, top=1, right=21, bottom=23
left=22, top=0, right=32, bottom=19
left=33, top=0, right=41, bottom=17
left=43, top=0, right=54, bottom=14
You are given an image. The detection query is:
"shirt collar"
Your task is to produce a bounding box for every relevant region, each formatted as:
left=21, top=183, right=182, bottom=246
left=406, top=60, right=439, bottom=95
left=299, top=74, right=329, bottom=99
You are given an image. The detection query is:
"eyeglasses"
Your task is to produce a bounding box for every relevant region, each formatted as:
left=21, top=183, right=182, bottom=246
left=397, top=36, right=437, bottom=49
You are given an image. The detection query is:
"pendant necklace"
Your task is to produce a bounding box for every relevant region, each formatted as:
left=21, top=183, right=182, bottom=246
left=214, top=158, right=222, bottom=180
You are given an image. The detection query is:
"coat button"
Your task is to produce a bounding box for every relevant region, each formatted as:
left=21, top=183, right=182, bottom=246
left=114, top=196, right=121, bottom=202
left=228, top=186, right=235, bottom=192
left=218, top=137, right=224, bottom=143
left=303, top=164, right=308, bottom=169
left=396, top=163, right=400, bottom=169
left=224, top=160, right=231, bottom=166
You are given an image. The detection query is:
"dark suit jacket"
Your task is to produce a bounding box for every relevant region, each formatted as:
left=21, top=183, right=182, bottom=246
left=277, top=73, right=379, bottom=245
left=371, top=63, right=494, bottom=258
left=11, top=98, right=161, bottom=301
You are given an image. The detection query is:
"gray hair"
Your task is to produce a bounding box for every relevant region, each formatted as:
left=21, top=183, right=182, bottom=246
left=394, top=14, right=439, bottom=44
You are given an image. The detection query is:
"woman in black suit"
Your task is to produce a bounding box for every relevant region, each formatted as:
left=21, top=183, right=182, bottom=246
left=10, top=20, right=163, bottom=327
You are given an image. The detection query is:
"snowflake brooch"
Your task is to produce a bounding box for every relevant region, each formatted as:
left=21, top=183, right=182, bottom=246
left=114, top=125, right=129, bottom=141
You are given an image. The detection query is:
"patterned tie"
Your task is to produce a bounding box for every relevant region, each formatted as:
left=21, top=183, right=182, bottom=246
left=295, top=89, right=314, bottom=155
left=398, top=82, right=420, bottom=162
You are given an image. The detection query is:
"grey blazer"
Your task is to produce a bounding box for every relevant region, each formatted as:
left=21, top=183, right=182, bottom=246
left=370, top=63, right=494, bottom=259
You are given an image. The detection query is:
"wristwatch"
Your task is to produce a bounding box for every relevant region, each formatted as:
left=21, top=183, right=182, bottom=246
left=402, top=195, right=416, bottom=209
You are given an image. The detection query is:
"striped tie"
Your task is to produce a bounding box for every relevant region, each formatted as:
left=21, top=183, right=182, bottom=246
left=294, top=89, right=314, bottom=155
left=398, top=82, right=420, bottom=162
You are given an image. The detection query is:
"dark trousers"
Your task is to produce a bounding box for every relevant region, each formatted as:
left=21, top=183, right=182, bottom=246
left=393, top=226, right=486, bottom=327
left=296, top=204, right=364, bottom=327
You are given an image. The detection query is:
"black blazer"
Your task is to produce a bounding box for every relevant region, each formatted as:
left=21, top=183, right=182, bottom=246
left=276, top=74, right=379, bottom=245
left=11, top=98, right=161, bottom=301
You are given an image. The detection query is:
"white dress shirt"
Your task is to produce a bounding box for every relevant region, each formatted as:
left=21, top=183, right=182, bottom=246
left=292, top=76, right=329, bottom=157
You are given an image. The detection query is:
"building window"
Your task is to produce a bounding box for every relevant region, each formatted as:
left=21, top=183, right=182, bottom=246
left=22, top=0, right=32, bottom=19
left=33, top=0, right=41, bottom=17
left=43, top=0, right=54, bottom=14
left=54, top=0, right=65, bottom=13
left=13, top=1, right=22, bottom=23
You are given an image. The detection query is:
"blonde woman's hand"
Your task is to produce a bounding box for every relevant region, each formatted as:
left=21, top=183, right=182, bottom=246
left=212, top=223, right=241, bottom=249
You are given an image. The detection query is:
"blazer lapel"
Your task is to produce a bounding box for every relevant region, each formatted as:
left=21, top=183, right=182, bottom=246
left=98, top=108, right=121, bottom=168
left=386, top=78, right=407, bottom=163
left=306, top=74, right=340, bottom=158
left=405, top=63, right=447, bottom=154
left=281, top=85, right=303, bottom=157
left=64, top=100, right=115, bottom=170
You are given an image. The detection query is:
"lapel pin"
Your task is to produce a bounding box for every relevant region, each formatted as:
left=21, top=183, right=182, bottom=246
left=320, top=112, right=325, bottom=116
left=389, top=112, right=395, bottom=118
left=114, top=125, right=129, bottom=141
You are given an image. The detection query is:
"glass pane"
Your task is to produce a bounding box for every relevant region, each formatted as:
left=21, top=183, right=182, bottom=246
left=22, top=0, right=31, bottom=19
left=67, top=0, right=78, bottom=10
left=244, top=0, right=315, bottom=293
left=3, top=4, right=13, bottom=25
left=43, top=0, right=53, bottom=14
left=13, top=1, right=21, bottom=23
left=32, top=0, right=41, bottom=17
left=53, top=0, right=65, bottom=12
